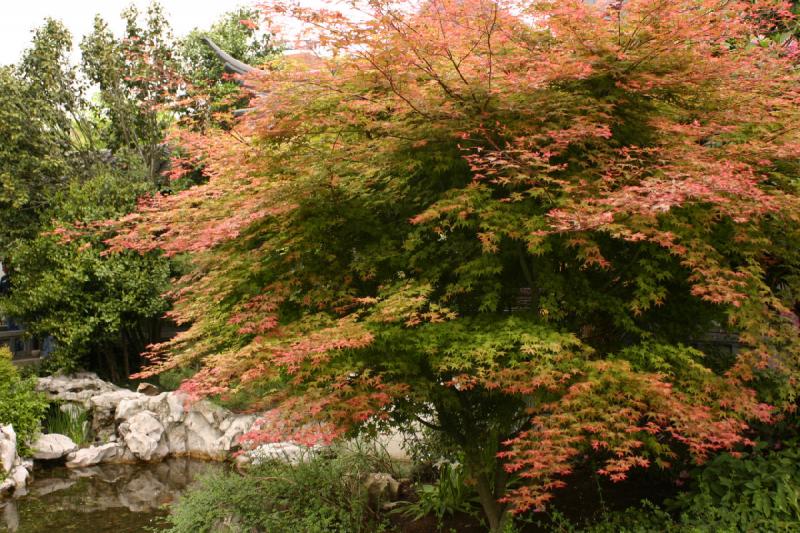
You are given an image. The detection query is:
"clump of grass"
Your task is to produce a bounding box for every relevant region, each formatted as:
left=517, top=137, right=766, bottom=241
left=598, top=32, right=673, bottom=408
left=45, top=403, right=90, bottom=445
left=166, top=444, right=392, bottom=533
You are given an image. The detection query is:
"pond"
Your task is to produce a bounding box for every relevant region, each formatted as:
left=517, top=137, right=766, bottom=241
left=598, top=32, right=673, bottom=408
left=0, top=458, right=223, bottom=533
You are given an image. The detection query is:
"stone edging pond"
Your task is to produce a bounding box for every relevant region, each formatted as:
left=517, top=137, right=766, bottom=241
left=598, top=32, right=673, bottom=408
left=0, top=373, right=309, bottom=497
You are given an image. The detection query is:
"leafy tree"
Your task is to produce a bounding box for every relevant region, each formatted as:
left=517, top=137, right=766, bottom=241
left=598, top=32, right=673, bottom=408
left=2, top=172, right=171, bottom=381
left=179, top=7, right=278, bottom=129
left=107, top=0, right=800, bottom=530
left=0, top=19, right=84, bottom=245
left=0, top=8, right=177, bottom=380
left=80, top=3, right=179, bottom=186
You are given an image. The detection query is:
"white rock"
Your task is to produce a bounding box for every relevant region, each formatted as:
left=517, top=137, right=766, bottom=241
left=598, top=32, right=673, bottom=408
left=32, top=433, right=78, bottom=460
left=165, top=392, right=188, bottom=424
left=37, top=373, right=120, bottom=406
left=0, top=425, right=16, bottom=474
left=244, top=442, right=310, bottom=465
left=364, top=473, right=400, bottom=506
left=217, top=415, right=257, bottom=451
left=9, top=466, right=29, bottom=496
left=90, top=390, right=141, bottom=439
left=184, top=411, right=224, bottom=459
left=115, top=396, right=148, bottom=422
left=136, top=382, right=161, bottom=396
left=66, top=443, right=121, bottom=468
left=119, top=411, right=166, bottom=461
left=165, top=425, right=187, bottom=455
left=0, top=478, right=14, bottom=495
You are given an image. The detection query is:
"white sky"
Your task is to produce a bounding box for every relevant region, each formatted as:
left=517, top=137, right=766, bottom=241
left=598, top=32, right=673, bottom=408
left=0, top=1, right=253, bottom=66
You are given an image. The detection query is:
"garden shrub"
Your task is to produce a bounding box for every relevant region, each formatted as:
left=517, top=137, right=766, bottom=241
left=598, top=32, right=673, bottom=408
left=672, top=448, right=800, bottom=531
left=401, top=461, right=478, bottom=527
left=166, top=447, right=390, bottom=533
left=541, top=448, right=800, bottom=532
left=0, top=347, right=48, bottom=455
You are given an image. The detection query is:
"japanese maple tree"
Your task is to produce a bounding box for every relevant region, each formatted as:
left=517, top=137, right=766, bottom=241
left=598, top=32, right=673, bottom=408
left=111, top=0, right=800, bottom=529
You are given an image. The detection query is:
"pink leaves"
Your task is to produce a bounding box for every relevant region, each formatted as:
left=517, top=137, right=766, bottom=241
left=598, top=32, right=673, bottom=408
left=495, top=359, right=773, bottom=513
left=239, top=19, right=259, bottom=30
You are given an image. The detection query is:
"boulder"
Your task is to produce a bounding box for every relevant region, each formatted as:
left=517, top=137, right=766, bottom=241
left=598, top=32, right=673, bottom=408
left=0, top=478, right=14, bottom=496
left=136, top=383, right=161, bottom=396
left=18, top=459, right=33, bottom=473
left=119, top=411, right=167, bottom=462
left=9, top=466, right=29, bottom=496
left=240, top=442, right=310, bottom=465
left=31, top=374, right=261, bottom=467
left=66, top=443, right=122, bottom=468
left=165, top=425, right=187, bottom=455
left=37, top=373, right=120, bottom=406
left=183, top=411, right=224, bottom=459
left=364, top=473, right=400, bottom=507
left=31, top=433, right=78, bottom=460
left=0, top=426, right=16, bottom=474
left=115, top=395, right=148, bottom=422
left=216, top=414, right=257, bottom=451
left=165, top=392, right=188, bottom=424
left=89, top=390, right=140, bottom=441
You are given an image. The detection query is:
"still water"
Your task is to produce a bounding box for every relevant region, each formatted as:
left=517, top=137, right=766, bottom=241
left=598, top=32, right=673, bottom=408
left=0, top=458, right=222, bottom=533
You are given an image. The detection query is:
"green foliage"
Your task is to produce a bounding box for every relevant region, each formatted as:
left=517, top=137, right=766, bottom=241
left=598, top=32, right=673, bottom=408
left=180, top=7, right=276, bottom=81
left=2, top=230, right=170, bottom=379
left=0, top=9, right=179, bottom=380
left=0, top=65, right=69, bottom=242
left=544, top=448, right=800, bottom=532
left=541, top=504, right=680, bottom=533
left=0, top=347, right=48, bottom=455
left=157, top=366, right=197, bottom=391
left=672, top=448, right=800, bottom=531
left=165, top=448, right=388, bottom=533
left=45, top=403, right=90, bottom=445
left=179, top=7, right=278, bottom=129
left=401, top=462, right=478, bottom=528
left=80, top=3, right=177, bottom=186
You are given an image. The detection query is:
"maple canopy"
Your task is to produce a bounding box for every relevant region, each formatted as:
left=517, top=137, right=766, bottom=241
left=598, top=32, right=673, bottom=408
left=109, top=0, right=800, bottom=527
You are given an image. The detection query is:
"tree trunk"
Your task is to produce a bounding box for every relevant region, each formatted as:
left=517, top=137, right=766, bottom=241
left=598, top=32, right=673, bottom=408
left=120, top=332, right=131, bottom=380
left=103, top=349, right=120, bottom=383
left=475, top=471, right=511, bottom=532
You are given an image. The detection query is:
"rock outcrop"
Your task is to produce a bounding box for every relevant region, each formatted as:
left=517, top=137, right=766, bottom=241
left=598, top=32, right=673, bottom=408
left=31, top=433, right=78, bottom=460
left=36, top=373, right=120, bottom=406
left=0, top=426, right=32, bottom=496
left=119, top=411, right=167, bottom=461
left=66, top=443, right=125, bottom=468
left=37, top=374, right=260, bottom=467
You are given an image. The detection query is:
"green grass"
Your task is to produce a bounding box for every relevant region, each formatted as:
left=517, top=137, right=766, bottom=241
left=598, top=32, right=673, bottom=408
left=45, top=404, right=90, bottom=445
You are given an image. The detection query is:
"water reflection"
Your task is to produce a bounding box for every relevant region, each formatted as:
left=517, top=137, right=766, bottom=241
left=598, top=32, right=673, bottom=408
left=0, top=458, right=222, bottom=532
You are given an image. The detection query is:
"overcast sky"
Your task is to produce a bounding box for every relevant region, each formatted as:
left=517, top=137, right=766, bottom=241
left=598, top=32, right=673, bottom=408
left=0, top=1, right=251, bottom=66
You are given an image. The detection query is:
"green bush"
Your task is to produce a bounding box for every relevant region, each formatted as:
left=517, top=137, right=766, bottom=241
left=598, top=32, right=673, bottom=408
left=672, top=448, right=800, bottom=531
left=541, top=448, right=800, bottom=533
left=401, top=461, right=478, bottom=527
left=536, top=503, right=680, bottom=533
left=0, top=347, right=48, bottom=455
left=166, top=447, right=389, bottom=533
